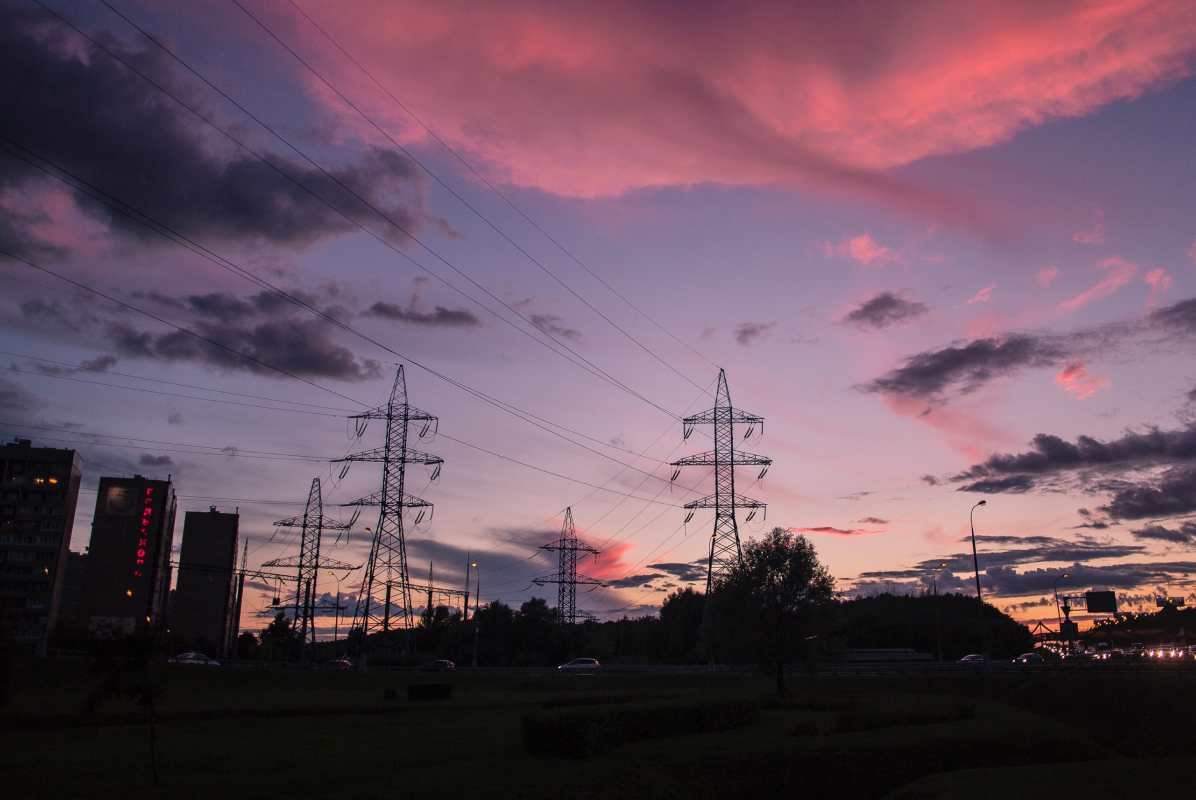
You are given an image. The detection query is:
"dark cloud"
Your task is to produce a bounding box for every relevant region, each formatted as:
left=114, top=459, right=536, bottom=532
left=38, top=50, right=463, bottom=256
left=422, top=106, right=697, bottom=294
left=841, top=291, right=928, bottom=330
left=0, top=2, right=431, bottom=254
left=0, top=377, right=37, bottom=413
left=856, top=517, right=889, bottom=525
left=651, top=562, right=706, bottom=582
left=1099, top=466, right=1196, bottom=520
left=607, top=573, right=660, bottom=589
left=1132, top=522, right=1196, bottom=544
left=955, top=425, right=1196, bottom=484
left=734, top=322, right=775, bottom=346
left=862, top=333, right=1065, bottom=399
left=530, top=314, right=581, bottom=341
left=859, top=536, right=1144, bottom=582
left=20, top=289, right=381, bottom=381
left=80, top=355, right=117, bottom=372
left=863, top=296, right=1196, bottom=402
left=167, top=413, right=184, bottom=425
left=138, top=453, right=173, bottom=467
left=795, top=525, right=884, bottom=536
left=958, top=475, right=1036, bottom=494
left=364, top=302, right=479, bottom=328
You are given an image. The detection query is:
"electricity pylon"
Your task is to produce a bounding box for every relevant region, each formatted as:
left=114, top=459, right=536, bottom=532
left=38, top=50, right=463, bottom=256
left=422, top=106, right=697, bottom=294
left=265, top=478, right=354, bottom=661
left=533, top=507, right=603, bottom=624
left=336, top=366, right=442, bottom=652
left=671, top=369, right=771, bottom=592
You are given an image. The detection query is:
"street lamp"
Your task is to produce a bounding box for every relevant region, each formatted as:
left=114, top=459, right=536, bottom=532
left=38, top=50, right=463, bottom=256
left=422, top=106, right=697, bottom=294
left=471, top=562, right=480, bottom=668
left=969, top=500, right=990, bottom=671
left=1053, top=573, right=1069, bottom=642
left=328, top=570, right=344, bottom=656
left=931, top=562, right=947, bottom=662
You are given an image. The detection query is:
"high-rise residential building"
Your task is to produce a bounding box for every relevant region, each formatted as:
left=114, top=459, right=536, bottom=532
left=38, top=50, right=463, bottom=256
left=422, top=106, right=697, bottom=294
left=0, top=439, right=83, bottom=655
left=79, top=475, right=176, bottom=634
left=172, top=507, right=238, bottom=654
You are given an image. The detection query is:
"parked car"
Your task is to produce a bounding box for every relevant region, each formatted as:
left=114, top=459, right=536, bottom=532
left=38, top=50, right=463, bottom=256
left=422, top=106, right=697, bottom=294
left=168, top=652, right=219, bottom=666
left=1013, top=652, right=1044, bottom=663
left=957, top=654, right=986, bottom=664
left=319, top=658, right=354, bottom=671
left=416, top=659, right=456, bottom=672
left=558, top=658, right=601, bottom=672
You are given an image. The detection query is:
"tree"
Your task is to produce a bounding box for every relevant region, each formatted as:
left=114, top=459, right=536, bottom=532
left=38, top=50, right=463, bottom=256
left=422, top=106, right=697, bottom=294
left=658, top=587, right=705, bottom=662
left=714, top=527, right=835, bottom=695
left=84, top=624, right=165, bottom=784
left=259, top=612, right=294, bottom=661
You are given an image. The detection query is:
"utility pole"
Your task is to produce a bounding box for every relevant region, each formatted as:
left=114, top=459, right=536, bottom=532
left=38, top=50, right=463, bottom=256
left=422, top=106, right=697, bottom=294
left=337, top=366, right=442, bottom=658
left=463, top=551, right=470, bottom=622
left=671, top=369, right=771, bottom=592
left=533, top=508, right=603, bottom=624
left=264, top=478, right=354, bottom=662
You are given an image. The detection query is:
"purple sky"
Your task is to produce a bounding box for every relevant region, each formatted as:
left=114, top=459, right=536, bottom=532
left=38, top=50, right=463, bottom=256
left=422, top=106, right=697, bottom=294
left=4, top=0, right=1196, bottom=629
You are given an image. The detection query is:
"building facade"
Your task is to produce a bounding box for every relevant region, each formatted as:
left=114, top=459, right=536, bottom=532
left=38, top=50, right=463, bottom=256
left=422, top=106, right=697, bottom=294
left=79, top=475, right=176, bottom=634
left=0, top=439, right=83, bottom=654
left=172, top=507, right=238, bottom=653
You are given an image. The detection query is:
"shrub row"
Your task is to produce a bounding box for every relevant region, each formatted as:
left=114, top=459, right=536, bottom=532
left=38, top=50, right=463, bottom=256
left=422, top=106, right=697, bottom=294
left=523, top=697, right=759, bottom=757
left=541, top=693, right=674, bottom=710
left=407, top=683, right=452, bottom=701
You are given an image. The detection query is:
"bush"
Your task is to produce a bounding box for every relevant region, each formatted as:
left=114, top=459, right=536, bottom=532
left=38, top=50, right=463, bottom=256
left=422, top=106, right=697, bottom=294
left=522, top=697, right=759, bottom=757
left=408, top=683, right=452, bottom=701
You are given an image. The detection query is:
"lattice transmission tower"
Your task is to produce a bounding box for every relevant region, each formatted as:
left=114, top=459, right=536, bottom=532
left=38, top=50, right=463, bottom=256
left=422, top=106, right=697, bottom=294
left=671, top=369, right=771, bottom=591
left=264, top=477, right=354, bottom=661
left=337, top=366, right=442, bottom=652
left=533, top=508, right=603, bottom=624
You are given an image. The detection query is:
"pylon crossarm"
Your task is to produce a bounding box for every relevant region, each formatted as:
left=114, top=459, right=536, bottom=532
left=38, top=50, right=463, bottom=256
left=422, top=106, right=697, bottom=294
left=349, top=406, right=437, bottom=423
left=341, top=491, right=432, bottom=508
left=682, top=493, right=766, bottom=510
left=335, top=447, right=444, bottom=465
left=262, top=556, right=359, bottom=571
left=671, top=450, right=772, bottom=467
left=682, top=409, right=764, bottom=426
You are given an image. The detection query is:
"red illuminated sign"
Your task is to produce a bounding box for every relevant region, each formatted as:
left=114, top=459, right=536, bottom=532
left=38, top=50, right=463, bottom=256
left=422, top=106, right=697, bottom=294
left=134, top=487, right=153, bottom=579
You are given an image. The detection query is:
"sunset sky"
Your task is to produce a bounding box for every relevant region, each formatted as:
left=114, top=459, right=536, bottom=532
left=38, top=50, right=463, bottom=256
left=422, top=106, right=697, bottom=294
left=4, top=0, right=1196, bottom=630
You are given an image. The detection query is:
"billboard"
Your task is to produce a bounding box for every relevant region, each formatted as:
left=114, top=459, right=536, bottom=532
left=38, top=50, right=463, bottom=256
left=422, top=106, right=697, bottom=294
left=1086, top=591, right=1117, bottom=614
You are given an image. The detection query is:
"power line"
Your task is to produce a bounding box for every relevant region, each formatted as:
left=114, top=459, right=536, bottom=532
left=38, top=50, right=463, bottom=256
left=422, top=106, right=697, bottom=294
left=227, top=0, right=711, bottom=395
left=54, top=0, right=679, bottom=420
left=0, top=364, right=352, bottom=417
left=283, top=0, right=717, bottom=373
left=0, top=349, right=360, bottom=412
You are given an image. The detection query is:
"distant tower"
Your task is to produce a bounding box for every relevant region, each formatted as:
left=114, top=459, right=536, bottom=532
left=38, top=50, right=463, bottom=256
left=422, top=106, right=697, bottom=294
left=264, top=478, right=352, bottom=661
left=671, top=369, right=770, bottom=591
left=533, top=508, right=602, bottom=624
left=337, top=366, right=441, bottom=652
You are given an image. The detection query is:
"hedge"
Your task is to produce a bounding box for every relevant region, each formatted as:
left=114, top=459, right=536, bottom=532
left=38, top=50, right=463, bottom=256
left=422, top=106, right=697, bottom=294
left=522, top=697, right=759, bottom=757
left=408, top=683, right=452, bottom=701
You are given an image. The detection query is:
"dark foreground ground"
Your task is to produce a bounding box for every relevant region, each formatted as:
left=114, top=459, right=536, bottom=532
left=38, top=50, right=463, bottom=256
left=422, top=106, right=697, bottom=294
left=3, top=660, right=1194, bottom=799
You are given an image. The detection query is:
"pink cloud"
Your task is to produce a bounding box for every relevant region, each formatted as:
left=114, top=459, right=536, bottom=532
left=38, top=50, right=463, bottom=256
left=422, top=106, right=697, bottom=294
left=883, top=394, right=1017, bottom=461
left=825, top=232, right=899, bottom=267
left=1034, top=266, right=1060, bottom=286
left=288, top=1, right=1196, bottom=198
left=1072, top=222, right=1107, bottom=244
left=1060, top=256, right=1137, bottom=310
left=1144, top=267, right=1173, bottom=307
left=1054, top=360, right=1111, bottom=399
left=966, top=283, right=996, bottom=304
left=791, top=526, right=886, bottom=537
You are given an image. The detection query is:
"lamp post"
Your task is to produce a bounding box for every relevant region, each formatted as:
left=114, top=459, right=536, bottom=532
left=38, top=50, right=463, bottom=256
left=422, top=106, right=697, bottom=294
left=969, top=500, right=990, bottom=671
left=1053, top=573, right=1069, bottom=645
left=471, top=563, right=480, bottom=668
left=328, top=570, right=344, bottom=657
left=931, top=562, right=947, bottom=662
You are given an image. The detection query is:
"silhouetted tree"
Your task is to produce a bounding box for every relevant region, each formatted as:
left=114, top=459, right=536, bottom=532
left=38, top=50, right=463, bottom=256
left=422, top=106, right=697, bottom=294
left=259, top=612, right=294, bottom=661
left=84, top=624, right=165, bottom=784
left=714, top=528, right=836, bottom=695
left=236, top=631, right=260, bottom=660
left=659, top=587, right=705, bottom=662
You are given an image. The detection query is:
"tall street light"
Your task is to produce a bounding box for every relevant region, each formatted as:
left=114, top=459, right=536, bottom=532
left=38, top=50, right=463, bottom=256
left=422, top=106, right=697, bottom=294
left=969, top=500, right=989, bottom=671
left=931, top=562, right=947, bottom=662
left=471, top=562, right=480, bottom=668
left=328, top=570, right=344, bottom=656
left=1053, top=573, right=1069, bottom=645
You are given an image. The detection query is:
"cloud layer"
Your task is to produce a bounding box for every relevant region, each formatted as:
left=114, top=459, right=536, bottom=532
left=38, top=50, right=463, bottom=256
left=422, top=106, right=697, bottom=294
left=290, top=0, right=1196, bottom=199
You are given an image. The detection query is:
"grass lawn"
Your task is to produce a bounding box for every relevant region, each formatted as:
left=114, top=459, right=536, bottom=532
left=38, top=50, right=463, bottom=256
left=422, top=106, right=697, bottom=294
left=2, top=661, right=1191, bottom=799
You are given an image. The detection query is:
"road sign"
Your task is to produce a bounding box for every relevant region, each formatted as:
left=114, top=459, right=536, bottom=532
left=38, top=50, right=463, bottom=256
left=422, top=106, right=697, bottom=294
left=1086, top=591, right=1117, bottom=614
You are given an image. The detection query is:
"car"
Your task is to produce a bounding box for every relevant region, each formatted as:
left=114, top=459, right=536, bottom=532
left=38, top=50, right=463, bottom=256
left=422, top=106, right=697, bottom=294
left=168, top=652, right=219, bottom=666
left=956, top=654, right=986, bottom=664
left=1013, top=652, right=1044, bottom=663
left=558, top=658, right=600, bottom=672
left=416, top=659, right=456, bottom=673
left=318, top=658, right=354, bottom=671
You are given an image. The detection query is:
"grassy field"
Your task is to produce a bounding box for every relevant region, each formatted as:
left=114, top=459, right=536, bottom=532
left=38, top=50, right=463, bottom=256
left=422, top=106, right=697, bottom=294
left=3, top=661, right=1193, bottom=799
